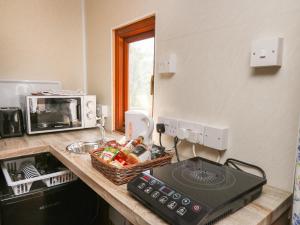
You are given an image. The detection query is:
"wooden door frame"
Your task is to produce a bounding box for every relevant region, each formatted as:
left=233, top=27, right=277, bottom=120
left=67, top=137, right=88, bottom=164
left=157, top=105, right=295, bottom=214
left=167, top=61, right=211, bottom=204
left=114, top=16, right=155, bottom=132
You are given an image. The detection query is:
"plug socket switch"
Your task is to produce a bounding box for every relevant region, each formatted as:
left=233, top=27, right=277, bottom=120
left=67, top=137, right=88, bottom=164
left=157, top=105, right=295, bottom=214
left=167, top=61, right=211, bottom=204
left=186, top=130, right=201, bottom=144
left=177, top=120, right=204, bottom=144
left=203, top=126, right=228, bottom=150
left=177, top=128, right=188, bottom=140
left=157, top=117, right=178, bottom=137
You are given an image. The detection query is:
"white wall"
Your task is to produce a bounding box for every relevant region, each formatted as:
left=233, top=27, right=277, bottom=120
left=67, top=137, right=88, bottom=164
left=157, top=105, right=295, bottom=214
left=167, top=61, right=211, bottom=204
left=0, top=0, right=85, bottom=90
left=86, top=0, right=300, bottom=191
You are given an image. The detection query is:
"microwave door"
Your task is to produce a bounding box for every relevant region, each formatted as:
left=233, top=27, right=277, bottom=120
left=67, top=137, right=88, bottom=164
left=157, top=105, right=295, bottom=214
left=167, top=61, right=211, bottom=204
left=69, top=100, right=77, bottom=123
left=27, top=97, right=83, bottom=134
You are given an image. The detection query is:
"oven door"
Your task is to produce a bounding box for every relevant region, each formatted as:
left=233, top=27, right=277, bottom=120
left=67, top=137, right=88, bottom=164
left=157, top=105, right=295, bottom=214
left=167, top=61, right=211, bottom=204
left=26, top=96, right=84, bottom=134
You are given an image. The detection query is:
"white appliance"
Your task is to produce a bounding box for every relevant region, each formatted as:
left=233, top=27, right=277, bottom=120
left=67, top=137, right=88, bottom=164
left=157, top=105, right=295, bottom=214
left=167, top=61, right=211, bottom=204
left=125, top=110, right=154, bottom=145
left=25, top=95, right=96, bottom=134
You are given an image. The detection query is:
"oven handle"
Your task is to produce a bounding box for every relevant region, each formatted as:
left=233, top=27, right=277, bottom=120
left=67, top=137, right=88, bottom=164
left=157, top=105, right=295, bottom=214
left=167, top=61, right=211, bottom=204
left=224, top=158, right=267, bottom=180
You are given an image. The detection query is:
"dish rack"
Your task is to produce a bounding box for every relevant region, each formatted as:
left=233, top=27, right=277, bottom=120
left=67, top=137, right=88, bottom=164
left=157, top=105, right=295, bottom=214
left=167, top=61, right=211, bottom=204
left=1, top=156, right=77, bottom=196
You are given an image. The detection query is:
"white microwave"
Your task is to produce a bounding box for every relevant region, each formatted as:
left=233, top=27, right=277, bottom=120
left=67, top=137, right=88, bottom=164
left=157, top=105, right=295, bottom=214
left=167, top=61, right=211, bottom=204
left=25, top=95, right=96, bottom=134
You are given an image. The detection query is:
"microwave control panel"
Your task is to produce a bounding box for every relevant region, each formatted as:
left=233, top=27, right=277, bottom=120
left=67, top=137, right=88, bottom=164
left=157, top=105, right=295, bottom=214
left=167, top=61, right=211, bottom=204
left=83, top=95, right=97, bottom=128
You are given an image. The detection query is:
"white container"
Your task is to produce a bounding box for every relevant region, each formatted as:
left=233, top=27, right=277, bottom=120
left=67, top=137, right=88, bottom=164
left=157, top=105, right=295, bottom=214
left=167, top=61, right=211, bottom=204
left=1, top=156, right=77, bottom=196
left=125, top=110, right=154, bottom=145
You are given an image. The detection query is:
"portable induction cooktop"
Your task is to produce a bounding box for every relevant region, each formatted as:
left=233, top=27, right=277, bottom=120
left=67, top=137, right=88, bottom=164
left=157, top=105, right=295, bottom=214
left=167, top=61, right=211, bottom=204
left=127, top=157, right=267, bottom=225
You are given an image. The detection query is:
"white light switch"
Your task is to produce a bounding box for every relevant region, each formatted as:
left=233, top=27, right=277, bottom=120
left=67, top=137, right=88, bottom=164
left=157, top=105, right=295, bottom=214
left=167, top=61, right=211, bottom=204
left=203, top=126, right=228, bottom=151
left=158, top=54, right=176, bottom=74
left=259, top=49, right=266, bottom=58
left=250, top=37, right=283, bottom=67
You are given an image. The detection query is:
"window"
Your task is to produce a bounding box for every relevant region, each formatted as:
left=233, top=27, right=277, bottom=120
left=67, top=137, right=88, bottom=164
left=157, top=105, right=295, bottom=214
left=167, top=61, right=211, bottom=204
left=114, top=16, right=155, bottom=132
left=128, top=37, right=154, bottom=112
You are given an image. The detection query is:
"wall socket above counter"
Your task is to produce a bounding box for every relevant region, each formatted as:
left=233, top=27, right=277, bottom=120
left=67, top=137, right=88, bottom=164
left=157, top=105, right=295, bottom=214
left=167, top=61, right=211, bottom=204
left=157, top=116, right=228, bottom=151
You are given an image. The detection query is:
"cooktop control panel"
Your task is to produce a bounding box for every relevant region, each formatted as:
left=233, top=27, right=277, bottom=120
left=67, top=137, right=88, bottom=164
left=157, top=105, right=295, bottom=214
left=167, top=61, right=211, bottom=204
left=127, top=173, right=209, bottom=225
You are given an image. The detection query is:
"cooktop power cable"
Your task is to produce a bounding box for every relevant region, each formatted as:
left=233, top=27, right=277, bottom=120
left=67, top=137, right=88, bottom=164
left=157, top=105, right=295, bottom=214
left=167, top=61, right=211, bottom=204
left=174, top=136, right=180, bottom=162
left=224, top=158, right=266, bottom=180
left=192, top=144, right=197, bottom=157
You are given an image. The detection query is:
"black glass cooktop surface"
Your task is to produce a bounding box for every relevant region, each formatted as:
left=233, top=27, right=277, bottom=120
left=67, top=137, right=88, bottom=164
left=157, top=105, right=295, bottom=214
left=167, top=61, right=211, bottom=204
left=152, top=157, right=265, bottom=209
left=128, top=157, right=267, bottom=225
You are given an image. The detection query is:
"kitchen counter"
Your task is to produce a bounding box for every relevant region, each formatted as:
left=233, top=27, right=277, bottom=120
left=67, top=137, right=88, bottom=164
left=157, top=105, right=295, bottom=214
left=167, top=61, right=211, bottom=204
left=0, top=129, right=292, bottom=225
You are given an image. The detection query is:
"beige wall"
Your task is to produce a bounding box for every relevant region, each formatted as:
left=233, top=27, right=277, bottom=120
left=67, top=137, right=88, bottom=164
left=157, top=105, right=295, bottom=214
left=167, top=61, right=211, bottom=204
left=86, top=0, right=300, bottom=191
left=0, top=0, right=85, bottom=90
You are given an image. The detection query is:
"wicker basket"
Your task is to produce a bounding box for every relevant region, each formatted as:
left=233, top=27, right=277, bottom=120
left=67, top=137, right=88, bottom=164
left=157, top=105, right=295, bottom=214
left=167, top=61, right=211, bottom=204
left=90, top=148, right=172, bottom=185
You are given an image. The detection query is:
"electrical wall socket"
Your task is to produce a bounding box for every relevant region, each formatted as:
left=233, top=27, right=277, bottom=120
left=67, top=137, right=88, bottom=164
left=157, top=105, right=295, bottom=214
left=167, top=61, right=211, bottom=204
left=157, top=116, right=178, bottom=137
left=177, top=120, right=204, bottom=144
left=96, top=104, right=109, bottom=117
left=203, top=126, right=228, bottom=150
left=157, top=116, right=229, bottom=151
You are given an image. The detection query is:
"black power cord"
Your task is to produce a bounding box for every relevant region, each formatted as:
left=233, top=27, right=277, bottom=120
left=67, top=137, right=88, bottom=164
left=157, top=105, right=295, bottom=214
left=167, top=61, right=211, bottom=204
left=156, top=123, right=165, bottom=147
left=174, top=136, right=180, bottom=162
left=159, top=132, right=163, bottom=147
left=156, top=123, right=180, bottom=162
left=224, top=158, right=267, bottom=180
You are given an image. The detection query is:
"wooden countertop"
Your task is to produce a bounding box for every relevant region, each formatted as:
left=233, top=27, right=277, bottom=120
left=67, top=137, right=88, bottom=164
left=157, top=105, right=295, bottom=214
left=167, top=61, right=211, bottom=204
left=0, top=129, right=292, bottom=225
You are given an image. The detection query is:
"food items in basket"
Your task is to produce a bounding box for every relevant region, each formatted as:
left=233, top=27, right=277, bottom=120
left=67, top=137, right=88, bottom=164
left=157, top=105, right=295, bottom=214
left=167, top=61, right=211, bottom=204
left=126, top=144, right=151, bottom=164
left=122, top=136, right=144, bottom=150
left=125, top=154, right=139, bottom=165
left=132, top=136, right=144, bottom=145
left=99, top=147, right=120, bottom=162
left=108, top=146, right=133, bottom=167
left=105, top=140, right=120, bottom=148
left=109, top=160, right=124, bottom=169
left=109, top=136, right=145, bottom=164
left=93, top=137, right=152, bottom=168
left=150, top=144, right=166, bottom=159
left=120, top=140, right=135, bottom=152
left=94, top=151, right=103, bottom=157
left=114, top=150, right=129, bottom=166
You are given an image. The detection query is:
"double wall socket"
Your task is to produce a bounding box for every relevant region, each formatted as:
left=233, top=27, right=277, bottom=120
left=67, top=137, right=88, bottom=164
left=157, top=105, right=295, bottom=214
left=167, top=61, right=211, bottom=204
left=157, top=116, right=228, bottom=151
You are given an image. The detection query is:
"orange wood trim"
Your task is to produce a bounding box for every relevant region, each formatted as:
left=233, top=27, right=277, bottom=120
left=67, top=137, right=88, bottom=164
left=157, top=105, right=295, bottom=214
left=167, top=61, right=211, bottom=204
left=115, top=16, right=155, bottom=38
left=114, top=36, right=125, bottom=132
left=123, top=41, right=129, bottom=129
left=114, top=16, right=155, bottom=132
left=125, top=30, right=155, bottom=43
